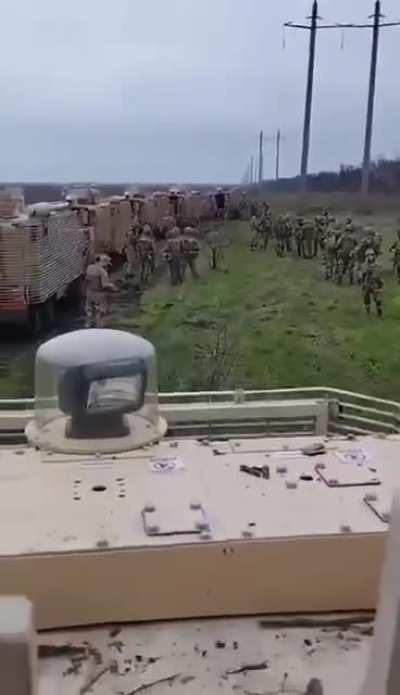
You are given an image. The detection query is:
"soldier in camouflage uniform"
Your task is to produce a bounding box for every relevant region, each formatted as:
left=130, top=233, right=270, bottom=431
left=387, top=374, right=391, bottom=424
left=353, top=241, right=366, bottom=286
left=260, top=203, right=273, bottom=251
left=390, top=230, right=400, bottom=283
left=361, top=249, right=384, bottom=318
left=137, top=226, right=156, bottom=286
left=274, top=215, right=286, bottom=257
left=125, top=223, right=141, bottom=273
left=301, top=218, right=316, bottom=259
left=161, top=214, right=176, bottom=240
left=250, top=214, right=271, bottom=252
left=282, top=214, right=293, bottom=253
left=181, top=226, right=200, bottom=279
left=250, top=215, right=260, bottom=252
left=238, top=192, right=250, bottom=220
left=324, top=229, right=338, bottom=280
left=163, top=226, right=183, bottom=286
left=373, top=230, right=383, bottom=256
left=335, top=229, right=357, bottom=285
left=314, top=214, right=327, bottom=257
left=294, top=216, right=304, bottom=258
left=85, top=255, right=116, bottom=328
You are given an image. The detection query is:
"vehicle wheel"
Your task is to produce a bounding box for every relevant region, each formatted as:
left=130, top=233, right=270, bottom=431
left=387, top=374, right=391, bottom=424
left=41, top=297, right=56, bottom=327
left=28, top=307, right=43, bottom=335
left=68, top=277, right=85, bottom=306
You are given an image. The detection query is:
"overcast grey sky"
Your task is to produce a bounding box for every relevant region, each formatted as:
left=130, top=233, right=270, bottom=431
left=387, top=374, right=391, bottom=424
left=1, top=0, right=399, bottom=183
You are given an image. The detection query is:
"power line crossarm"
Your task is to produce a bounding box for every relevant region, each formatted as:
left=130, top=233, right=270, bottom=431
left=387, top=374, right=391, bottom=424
left=285, top=21, right=400, bottom=29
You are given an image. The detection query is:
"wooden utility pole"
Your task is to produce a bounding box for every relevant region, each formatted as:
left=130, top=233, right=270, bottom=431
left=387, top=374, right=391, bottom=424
left=300, top=0, right=318, bottom=191
left=258, top=130, right=264, bottom=184
left=361, top=1, right=382, bottom=195
left=285, top=1, right=400, bottom=195
left=275, top=128, right=285, bottom=181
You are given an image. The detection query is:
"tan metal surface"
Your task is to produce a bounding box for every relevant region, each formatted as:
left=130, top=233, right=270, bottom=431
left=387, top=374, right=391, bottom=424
left=0, top=435, right=397, bottom=555
left=0, top=597, right=36, bottom=695
left=362, top=492, right=400, bottom=694
left=37, top=614, right=373, bottom=695
left=0, top=434, right=397, bottom=628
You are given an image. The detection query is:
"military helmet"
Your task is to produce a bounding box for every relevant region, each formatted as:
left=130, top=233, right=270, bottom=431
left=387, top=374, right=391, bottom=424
left=99, top=254, right=112, bottom=266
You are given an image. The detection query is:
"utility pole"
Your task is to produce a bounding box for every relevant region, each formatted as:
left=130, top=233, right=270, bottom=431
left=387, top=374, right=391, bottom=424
left=285, top=2, right=400, bottom=195
left=250, top=155, right=254, bottom=185
left=300, top=0, right=318, bottom=191
left=362, top=0, right=382, bottom=195
left=258, top=130, right=264, bottom=184
left=276, top=129, right=283, bottom=181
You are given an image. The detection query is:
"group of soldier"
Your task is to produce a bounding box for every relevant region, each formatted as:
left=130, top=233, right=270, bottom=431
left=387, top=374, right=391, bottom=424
left=248, top=203, right=400, bottom=319
left=84, top=189, right=235, bottom=327
left=84, top=188, right=400, bottom=326
left=125, top=220, right=201, bottom=287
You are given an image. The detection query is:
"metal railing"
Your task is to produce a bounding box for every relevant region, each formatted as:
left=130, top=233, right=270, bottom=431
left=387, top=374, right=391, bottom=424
left=0, top=387, right=399, bottom=443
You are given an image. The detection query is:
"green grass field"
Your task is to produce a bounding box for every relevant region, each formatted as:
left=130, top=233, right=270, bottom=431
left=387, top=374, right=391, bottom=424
left=2, top=194, right=400, bottom=401
left=113, top=206, right=400, bottom=400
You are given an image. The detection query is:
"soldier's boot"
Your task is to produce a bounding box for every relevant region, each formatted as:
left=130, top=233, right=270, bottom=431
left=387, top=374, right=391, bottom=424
left=365, top=299, right=371, bottom=316
left=376, top=300, right=383, bottom=318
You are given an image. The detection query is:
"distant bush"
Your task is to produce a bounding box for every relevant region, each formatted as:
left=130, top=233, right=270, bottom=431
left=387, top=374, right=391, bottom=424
left=260, top=158, right=400, bottom=198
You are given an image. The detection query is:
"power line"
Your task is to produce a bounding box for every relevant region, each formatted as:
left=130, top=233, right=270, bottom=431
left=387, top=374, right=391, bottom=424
left=284, top=0, right=400, bottom=194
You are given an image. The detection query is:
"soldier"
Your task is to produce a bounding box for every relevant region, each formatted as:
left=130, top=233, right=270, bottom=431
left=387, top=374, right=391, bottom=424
left=85, top=254, right=116, bottom=328
left=274, top=215, right=286, bottom=257
left=163, top=227, right=183, bottom=286
left=250, top=214, right=260, bottom=252
left=389, top=230, right=400, bottom=283
left=361, top=249, right=384, bottom=318
left=301, top=219, right=316, bottom=259
left=161, top=213, right=176, bottom=240
left=324, top=229, right=337, bottom=280
left=353, top=241, right=366, bottom=286
left=181, top=226, right=200, bottom=279
left=260, top=212, right=273, bottom=251
left=344, top=216, right=355, bottom=234
left=125, top=223, right=141, bottom=274
left=373, top=230, right=383, bottom=256
left=323, top=209, right=335, bottom=227
left=314, top=214, right=327, bottom=256
left=238, top=191, right=250, bottom=220
left=214, top=188, right=226, bottom=221
left=137, top=226, right=156, bottom=286
left=294, top=216, right=304, bottom=258
left=336, top=230, right=357, bottom=285
left=282, top=213, right=293, bottom=254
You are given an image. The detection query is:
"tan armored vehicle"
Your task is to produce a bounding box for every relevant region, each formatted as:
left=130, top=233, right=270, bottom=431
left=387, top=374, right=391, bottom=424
left=0, top=194, right=87, bottom=330
left=66, top=186, right=132, bottom=257
left=1, top=329, right=400, bottom=693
